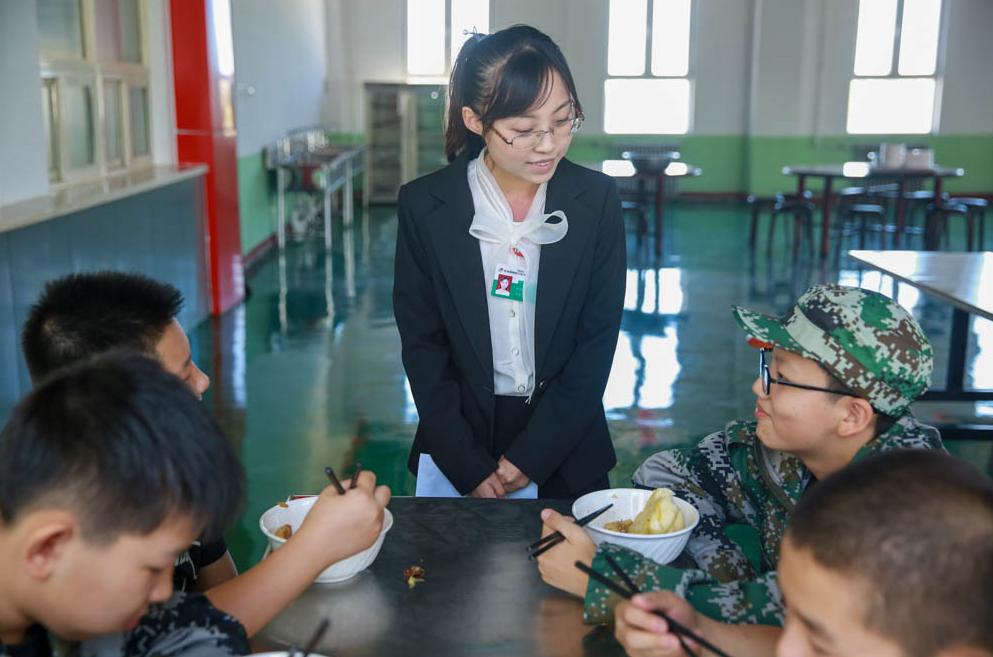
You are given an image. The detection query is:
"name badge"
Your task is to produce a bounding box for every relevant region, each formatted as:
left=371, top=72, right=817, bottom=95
left=491, top=264, right=525, bottom=301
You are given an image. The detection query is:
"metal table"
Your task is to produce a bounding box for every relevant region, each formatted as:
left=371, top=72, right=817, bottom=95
left=256, top=497, right=628, bottom=657
left=849, top=250, right=993, bottom=439
left=784, top=163, right=965, bottom=258
left=588, top=158, right=702, bottom=257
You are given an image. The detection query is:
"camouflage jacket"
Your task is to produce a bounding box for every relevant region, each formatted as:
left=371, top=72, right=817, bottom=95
left=584, top=414, right=943, bottom=625
left=1, top=594, right=248, bottom=657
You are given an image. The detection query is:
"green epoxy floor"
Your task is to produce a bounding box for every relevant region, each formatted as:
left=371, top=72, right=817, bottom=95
left=192, top=202, right=993, bottom=569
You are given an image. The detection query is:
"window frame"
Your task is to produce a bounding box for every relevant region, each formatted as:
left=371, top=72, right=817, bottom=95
left=603, top=0, right=697, bottom=135
left=38, top=0, right=152, bottom=186
left=401, top=0, right=490, bottom=83
left=845, top=0, right=949, bottom=135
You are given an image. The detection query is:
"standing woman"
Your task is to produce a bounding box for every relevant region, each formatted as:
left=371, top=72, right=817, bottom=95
left=393, top=25, right=625, bottom=499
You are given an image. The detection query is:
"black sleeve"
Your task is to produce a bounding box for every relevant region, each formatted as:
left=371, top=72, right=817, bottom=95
left=392, top=185, right=498, bottom=494
left=503, top=179, right=626, bottom=484
left=195, top=537, right=228, bottom=568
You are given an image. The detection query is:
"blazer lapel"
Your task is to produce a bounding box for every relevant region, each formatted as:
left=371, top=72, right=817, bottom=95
left=422, top=153, right=494, bottom=383
left=534, top=160, right=591, bottom=378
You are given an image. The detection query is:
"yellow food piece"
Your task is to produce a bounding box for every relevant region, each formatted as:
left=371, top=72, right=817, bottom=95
left=627, top=488, right=685, bottom=535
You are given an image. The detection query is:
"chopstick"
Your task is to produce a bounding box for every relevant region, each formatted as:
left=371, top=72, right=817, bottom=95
left=604, top=554, right=699, bottom=657
left=324, top=465, right=346, bottom=495
left=349, top=462, right=362, bottom=489
left=298, top=617, right=330, bottom=657
left=526, top=503, right=613, bottom=560
left=575, top=560, right=736, bottom=657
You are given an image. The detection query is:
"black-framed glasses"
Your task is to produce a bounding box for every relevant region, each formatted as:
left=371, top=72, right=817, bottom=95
left=759, top=348, right=860, bottom=398
left=491, top=112, right=584, bottom=151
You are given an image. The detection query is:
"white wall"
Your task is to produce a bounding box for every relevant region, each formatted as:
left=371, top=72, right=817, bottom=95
left=0, top=1, right=49, bottom=206
left=231, top=0, right=329, bottom=157
left=146, top=0, right=177, bottom=166
left=324, top=0, right=993, bottom=138
left=325, top=0, right=403, bottom=135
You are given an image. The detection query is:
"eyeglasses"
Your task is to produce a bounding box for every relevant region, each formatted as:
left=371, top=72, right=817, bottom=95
left=490, top=112, right=584, bottom=151
left=759, top=349, right=861, bottom=398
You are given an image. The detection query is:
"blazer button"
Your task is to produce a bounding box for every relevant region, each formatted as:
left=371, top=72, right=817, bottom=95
left=538, top=380, right=547, bottom=389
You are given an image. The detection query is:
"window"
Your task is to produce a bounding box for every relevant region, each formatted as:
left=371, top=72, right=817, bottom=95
left=604, top=0, right=693, bottom=134
left=405, top=0, right=489, bottom=79
left=846, top=0, right=943, bottom=134
left=37, top=0, right=150, bottom=184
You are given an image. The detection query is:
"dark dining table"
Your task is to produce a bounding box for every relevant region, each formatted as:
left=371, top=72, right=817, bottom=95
left=586, top=156, right=703, bottom=257
left=256, top=497, right=642, bottom=657
left=783, top=163, right=965, bottom=258
left=849, top=249, right=993, bottom=440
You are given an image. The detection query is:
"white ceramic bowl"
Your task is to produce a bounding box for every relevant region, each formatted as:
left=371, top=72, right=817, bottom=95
left=572, top=488, right=699, bottom=564
left=259, top=497, right=393, bottom=583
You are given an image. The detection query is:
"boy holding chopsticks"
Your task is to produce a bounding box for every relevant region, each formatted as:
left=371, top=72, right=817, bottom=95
left=613, top=450, right=993, bottom=657
left=20, top=272, right=392, bottom=637
left=538, top=285, right=943, bottom=625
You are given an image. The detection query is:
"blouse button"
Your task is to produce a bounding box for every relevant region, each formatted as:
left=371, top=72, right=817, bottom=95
left=510, top=309, right=516, bottom=318
left=517, top=385, right=526, bottom=392
left=512, top=347, right=520, bottom=356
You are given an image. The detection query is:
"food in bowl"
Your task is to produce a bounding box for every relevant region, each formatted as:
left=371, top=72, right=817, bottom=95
left=259, top=497, right=393, bottom=583
left=573, top=488, right=699, bottom=564
left=603, top=488, right=685, bottom=535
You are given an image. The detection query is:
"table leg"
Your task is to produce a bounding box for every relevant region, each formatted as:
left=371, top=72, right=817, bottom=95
left=654, top=174, right=665, bottom=257
left=893, top=179, right=907, bottom=248
left=946, top=308, right=969, bottom=393
left=324, top=165, right=333, bottom=253
left=345, top=160, right=355, bottom=228
left=820, top=176, right=833, bottom=259
left=277, top=168, right=286, bottom=250
left=796, top=174, right=806, bottom=197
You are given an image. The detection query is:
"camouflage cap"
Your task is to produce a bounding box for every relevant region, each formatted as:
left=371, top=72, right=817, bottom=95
left=732, top=284, right=933, bottom=416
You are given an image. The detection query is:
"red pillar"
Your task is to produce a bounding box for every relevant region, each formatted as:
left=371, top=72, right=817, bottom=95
left=170, top=0, right=244, bottom=315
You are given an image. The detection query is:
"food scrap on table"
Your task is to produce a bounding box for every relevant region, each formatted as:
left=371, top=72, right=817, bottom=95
left=403, top=565, right=425, bottom=589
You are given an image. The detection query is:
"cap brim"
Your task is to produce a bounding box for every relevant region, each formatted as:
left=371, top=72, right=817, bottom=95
left=732, top=305, right=811, bottom=358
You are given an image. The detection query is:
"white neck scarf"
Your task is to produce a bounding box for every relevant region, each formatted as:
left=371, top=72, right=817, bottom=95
left=467, top=149, right=569, bottom=253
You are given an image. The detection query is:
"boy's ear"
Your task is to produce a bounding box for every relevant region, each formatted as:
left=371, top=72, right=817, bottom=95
left=836, top=397, right=876, bottom=438
left=23, top=511, right=77, bottom=580
left=461, top=106, right=483, bottom=136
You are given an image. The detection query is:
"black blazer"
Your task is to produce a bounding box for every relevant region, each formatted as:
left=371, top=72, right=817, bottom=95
left=393, top=150, right=626, bottom=495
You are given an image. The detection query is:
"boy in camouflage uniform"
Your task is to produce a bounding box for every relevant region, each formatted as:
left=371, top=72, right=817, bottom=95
left=614, top=451, right=993, bottom=657
left=0, top=355, right=248, bottom=657
left=536, top=284, right=943, bottom=626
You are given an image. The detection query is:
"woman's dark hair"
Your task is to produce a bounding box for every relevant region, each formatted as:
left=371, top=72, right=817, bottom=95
left=444, top=25, right=583, bottom=161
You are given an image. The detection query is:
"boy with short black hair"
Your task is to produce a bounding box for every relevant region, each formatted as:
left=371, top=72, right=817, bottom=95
left=22, top=271, right=209, bottom=398
left=538, top=284, right=944, bottom=625
left=613, top=449, right=993, bottom=657
left=0, top=354, right=247, bottom=657
left=20, top=272, right=393, bottom=637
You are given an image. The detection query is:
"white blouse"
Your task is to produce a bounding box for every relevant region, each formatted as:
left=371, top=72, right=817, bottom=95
left=467, top=150, right=569, bottom=397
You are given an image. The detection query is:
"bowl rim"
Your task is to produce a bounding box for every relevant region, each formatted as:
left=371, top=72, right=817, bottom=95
left=259, top=502, right=394, bottom=545
left=573, top=488, right=699, bottom=540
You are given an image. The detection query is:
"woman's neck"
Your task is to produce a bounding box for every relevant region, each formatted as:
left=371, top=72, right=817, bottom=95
left=484, top=151, right=538, bottom=222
